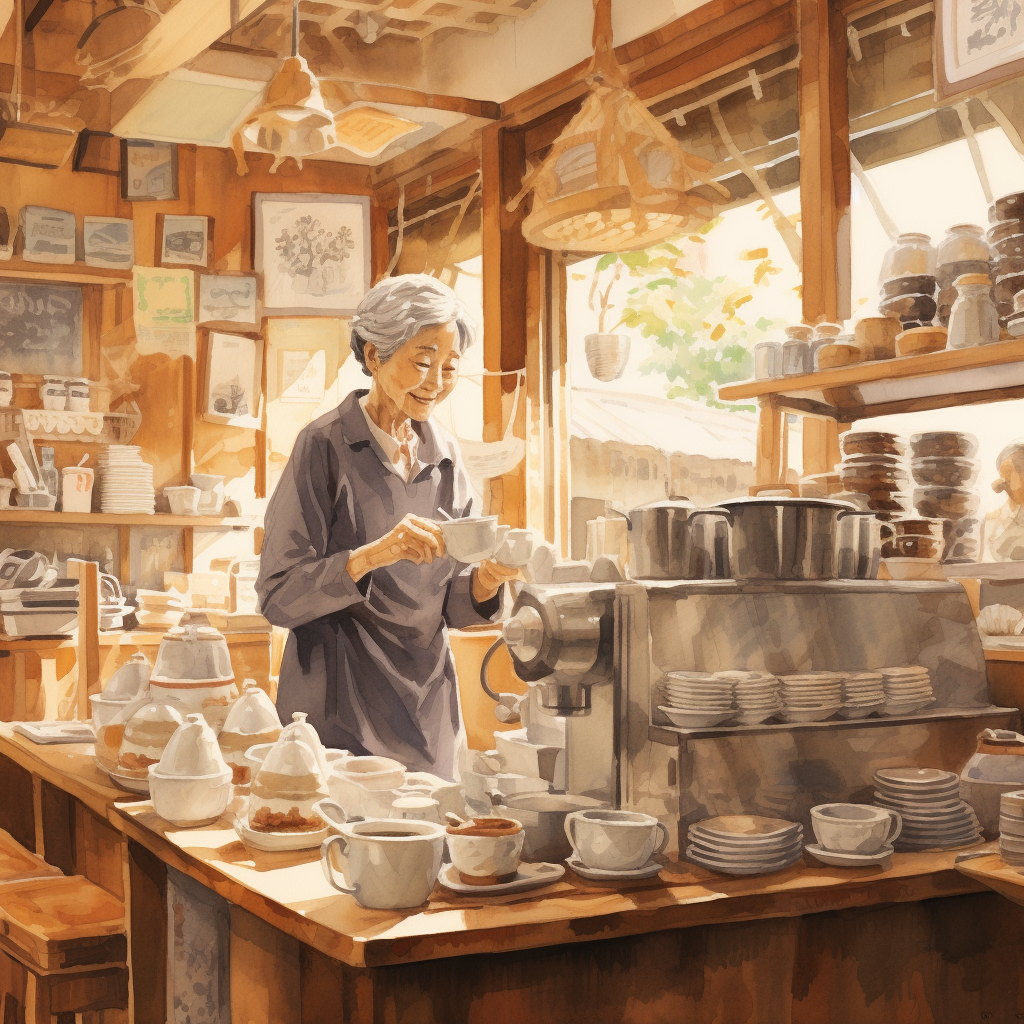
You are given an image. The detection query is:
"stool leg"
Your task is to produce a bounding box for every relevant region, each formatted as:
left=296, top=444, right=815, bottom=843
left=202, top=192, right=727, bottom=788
left=23, top=971, right=50, bottom=1024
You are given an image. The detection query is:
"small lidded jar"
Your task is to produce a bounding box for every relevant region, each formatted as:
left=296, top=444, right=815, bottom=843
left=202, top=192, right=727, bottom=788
left=879, top=232, right=937, bottom=284
left=39, top=376, right=67, bottom=411
left=782, top=325, right=813, bottom=376
left=66, top=378, right=91, bottom=412
left=947, top=273, right=1000, bottom=349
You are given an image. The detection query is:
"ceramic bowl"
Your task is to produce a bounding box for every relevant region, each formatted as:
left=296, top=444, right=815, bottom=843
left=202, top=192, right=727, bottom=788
left=190, top=473, right=225, bottom=514
left=331, top=755, right=406, bottom=792
left=439, top=517, right=507, bottom=563
left=149, top=768, right=233, bottom=827
left=447, top=820, right=526, bottom=884
left=164, top=486, right=201, bottom=516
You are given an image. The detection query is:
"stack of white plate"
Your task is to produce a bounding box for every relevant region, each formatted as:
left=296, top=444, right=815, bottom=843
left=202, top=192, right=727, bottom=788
left=778, top=672, right=842, bottom=723
left=839, top=671, right=885, bottom=719
left=873, top=767, right=981, bottom=850
left=135, top=589, right=187, bottom=629
left=659, top=671, right=733, bottom=728
left=714, top=670, right=780, bottom=725
left=98, top=446, right=155, bottom=515
left=686, top=815, right=804, bottom=876
left=880, top=666, right=934, bottom=716
left=999, top=790, right=1024, bottom=871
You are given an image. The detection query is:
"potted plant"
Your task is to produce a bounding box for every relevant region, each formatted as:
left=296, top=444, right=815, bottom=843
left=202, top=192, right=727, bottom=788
left=585, top=252, right=631, bottom=381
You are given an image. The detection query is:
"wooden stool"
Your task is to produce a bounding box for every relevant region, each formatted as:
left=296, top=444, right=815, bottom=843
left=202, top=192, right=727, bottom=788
left=0, top=876, right=127, bottom=1024
left=0, top=830, right=61, bottom=886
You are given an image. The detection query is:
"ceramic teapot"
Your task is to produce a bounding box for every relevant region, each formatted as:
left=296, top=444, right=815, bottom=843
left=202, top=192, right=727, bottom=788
left=960, top=729, right=1024, bottom=838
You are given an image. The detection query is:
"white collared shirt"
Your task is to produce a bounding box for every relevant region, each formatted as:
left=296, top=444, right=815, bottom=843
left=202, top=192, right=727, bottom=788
left=358, top=395, right=420, bottom=482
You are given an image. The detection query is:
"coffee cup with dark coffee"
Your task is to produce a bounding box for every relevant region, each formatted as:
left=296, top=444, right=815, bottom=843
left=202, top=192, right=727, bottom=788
left=446, top=817, right=525, bottom=885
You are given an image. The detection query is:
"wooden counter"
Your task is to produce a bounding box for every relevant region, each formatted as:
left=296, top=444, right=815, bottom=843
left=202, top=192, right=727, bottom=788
left=2, top=728, right=1024, bottom=1022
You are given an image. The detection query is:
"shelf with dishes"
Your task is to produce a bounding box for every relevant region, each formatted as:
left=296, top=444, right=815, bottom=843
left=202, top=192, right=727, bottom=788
left=0, top=510, right=256, bottom=529
left=717, top=339, right=1024, bottom=419
left=0, top=255, right=132, bottom=286
left=0, top=407, right=141, bottom=446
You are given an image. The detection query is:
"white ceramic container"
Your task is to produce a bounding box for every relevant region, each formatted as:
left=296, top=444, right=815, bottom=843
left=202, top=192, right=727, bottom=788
left=218, top=684, right=282, bottom=785
left=148, top=625, right=238, bottom=732
left=190, top=473, right=225, bottom=515
left=446, top=819, right=525, bottom=884
left=564, top=809, right=669, bottom=871
left=248, top=734, right=329, bottom=834
left=114, top=698, right=185, bottom=785
left=149, top=713, right=233, bottom=826
left=164, top=486, right=201, bottom=516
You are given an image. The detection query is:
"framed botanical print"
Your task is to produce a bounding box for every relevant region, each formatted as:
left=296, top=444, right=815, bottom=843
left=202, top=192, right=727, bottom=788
left=157, top=214, right=213, bottom=269
left=936, top=0, right=1024, bottom=99
left=252, top=192, right=370, bottom=316
left=202, top=331, right=264, bottom=429
left=120, top=138, right=178, bottom=201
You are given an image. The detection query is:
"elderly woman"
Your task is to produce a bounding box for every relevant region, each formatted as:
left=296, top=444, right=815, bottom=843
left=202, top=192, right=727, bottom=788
left=256, top=275, right=519, bottom=781
left=984, top=440, right=1024, bottom=561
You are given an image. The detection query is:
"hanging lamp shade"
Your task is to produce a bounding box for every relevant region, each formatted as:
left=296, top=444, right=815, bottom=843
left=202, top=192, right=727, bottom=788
left=509, top=0, right=728, bottom=253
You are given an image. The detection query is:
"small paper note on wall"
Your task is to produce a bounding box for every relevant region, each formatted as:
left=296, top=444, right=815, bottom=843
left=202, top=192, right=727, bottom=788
left=134, top=267, right=195, bottom=327
left=135, top=323, right=197, bottom=360
left=280, top=349, right=326, bottom=403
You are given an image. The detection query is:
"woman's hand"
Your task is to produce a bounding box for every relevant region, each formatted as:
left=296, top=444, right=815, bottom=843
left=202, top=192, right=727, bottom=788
left=472, top=560, right=522, bottom=604
left=346, top=514, right=446, bottom=581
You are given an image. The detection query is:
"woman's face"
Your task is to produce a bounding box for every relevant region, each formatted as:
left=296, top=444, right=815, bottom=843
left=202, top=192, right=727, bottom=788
left=367, top=321, right=461, bottom=421
left=997, top=457, right=1024, bottom=506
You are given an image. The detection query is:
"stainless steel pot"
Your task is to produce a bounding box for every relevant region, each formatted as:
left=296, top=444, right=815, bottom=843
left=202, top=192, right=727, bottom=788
left=836, top=511, right=883, bottom=579
left=611, top=496, right=729, bottom=580
left=717, top=490, right=857, bottom=580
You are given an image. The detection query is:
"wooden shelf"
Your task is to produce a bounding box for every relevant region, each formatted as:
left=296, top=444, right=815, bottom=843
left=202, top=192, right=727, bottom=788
left=943, top=562, right=1024, bottom=581
left=717, top=340, right=1024, bottom=419
left=0, top=257, right=132, bottom=286
left=984, top=647, right=1024, bottom=662
left=0, top=511, right=256, bottom=529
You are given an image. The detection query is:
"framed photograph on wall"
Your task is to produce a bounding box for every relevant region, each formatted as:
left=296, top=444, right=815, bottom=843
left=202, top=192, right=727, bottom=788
left=120, top=139, right=178, bottom=201
left=157, top=214, right=213, bottom=269
left=253, top=192, right=370, bottom=316
left=202, top=331, right=264, bottom=429
left=935, top=0, right=1024, bottom=99
left=197, top=274, right=259, bottom=329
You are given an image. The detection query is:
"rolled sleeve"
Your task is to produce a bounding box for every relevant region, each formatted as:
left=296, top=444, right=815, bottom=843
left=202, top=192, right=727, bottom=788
left=444, top=564, right=501, bottom=628
left=257, top=427, right=365, bottom=630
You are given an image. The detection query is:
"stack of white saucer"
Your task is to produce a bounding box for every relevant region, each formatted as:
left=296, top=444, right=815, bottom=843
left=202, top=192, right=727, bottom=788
left=98, top=446, right=155, bottom=515
left=880, top=666, right=934, bottom=716
left=134, top=589, right=187, bottom=629
left=686, top=815, right=803, bottom=876
left=778, top=672, right=842, bottom=723
left=999, top=790, right=1024, bottom=871
left=873, top=767, right=981, bottom=850
left=839, top=672, right=885, bottom=719
left=713, top=670, right=781, bottom=725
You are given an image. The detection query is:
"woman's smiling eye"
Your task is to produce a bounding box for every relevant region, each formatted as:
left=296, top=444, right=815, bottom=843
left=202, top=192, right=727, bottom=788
left=414, top=361, right=431, bottom=370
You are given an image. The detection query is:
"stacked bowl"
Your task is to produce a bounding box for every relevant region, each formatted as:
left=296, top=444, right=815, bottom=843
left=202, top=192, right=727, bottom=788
left=659, top=671, right=734, bottom=728
left=880, top=666, right=934, bottom=715
left=839, top=431, right=910, bottom=516
left=877, top=233, right=938, bottom=332
left=838, top=671, right=885, bottom=719
left=988, top=191, right=1024, bottom=327
left=686, top=815, right=804, bottom=876
left=713, top=670, right=781, bottom=725
left=910, top=431, right=980, bottom=563
left=998, top=790, right=1024, bottom=871
left=872, top=767, right=981, bottom=850
left=778, top=672, right=842, bottom=723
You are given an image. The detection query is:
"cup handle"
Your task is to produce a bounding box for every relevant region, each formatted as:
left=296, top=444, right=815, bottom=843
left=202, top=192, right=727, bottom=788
left=652, top=821, right=670, bottom=858
left=563, top=813, right=579, bottom=853
left=320, top=835, right=357, bottom=896
left=315, top=798, right=356, bottom=832
left=886, top=810, right=903, bottom=845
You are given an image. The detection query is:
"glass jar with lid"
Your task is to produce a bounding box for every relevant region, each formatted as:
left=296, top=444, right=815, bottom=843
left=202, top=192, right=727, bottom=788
left=782, top=326, right=812, bottom=376
left=947, top=273, right=1000, bottom=348
left=879, top=233, right=937, bottom=284
left=936, top=224, right=991, bottom=267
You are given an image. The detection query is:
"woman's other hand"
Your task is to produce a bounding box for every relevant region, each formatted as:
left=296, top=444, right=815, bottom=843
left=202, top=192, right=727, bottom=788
left=346, top=514, right=446, bottom=580
left=472, top=560, right=522, bottom=604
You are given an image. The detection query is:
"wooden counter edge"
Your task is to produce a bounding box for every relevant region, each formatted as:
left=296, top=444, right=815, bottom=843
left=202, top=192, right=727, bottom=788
left=107, top=803, right=986, bottom=970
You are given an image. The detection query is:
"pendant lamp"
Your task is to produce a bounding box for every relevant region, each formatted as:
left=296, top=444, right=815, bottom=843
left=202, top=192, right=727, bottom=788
left=508, top=0, right=729, bottom=253
left=232, top=0, right=340, bottom=174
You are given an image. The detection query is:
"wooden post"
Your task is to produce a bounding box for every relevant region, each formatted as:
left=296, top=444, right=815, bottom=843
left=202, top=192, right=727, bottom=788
left=755, top=396, right=785, bottom=486
left=67, top=559, right=99, bottom=723
left=481, top=122, right=532, bottom=527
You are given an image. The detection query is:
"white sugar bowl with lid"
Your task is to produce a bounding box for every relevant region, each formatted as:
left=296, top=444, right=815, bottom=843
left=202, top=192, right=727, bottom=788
left=244, top=711, right=339, bottom=779
left=149, top=625, right=239, bottom=732
left=150, top=713, right=233, bottom=826
left=219, top=683, right=282, bottom=785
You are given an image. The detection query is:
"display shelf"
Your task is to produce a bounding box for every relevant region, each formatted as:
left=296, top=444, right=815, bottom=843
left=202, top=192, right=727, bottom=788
left=0, top=510, right=256, bottom=529
left=943, top=561, right=1024, bottom=580
left=0, top=407, right=141, bottom=445
left=984, top=647, right=1024, bottom=662
left=716, top=340, right=1024, bottom=419
left=0, top=256, right=132, bottom=286
left=649, top=704, right=1015, bottom=742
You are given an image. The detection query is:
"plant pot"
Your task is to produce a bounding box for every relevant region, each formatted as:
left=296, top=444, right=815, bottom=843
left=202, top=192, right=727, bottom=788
left=584, top=333, right=630, bottom=382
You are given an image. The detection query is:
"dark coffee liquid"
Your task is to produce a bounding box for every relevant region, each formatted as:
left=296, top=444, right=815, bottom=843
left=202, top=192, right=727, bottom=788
left=357, top=830, right=421, bottom=838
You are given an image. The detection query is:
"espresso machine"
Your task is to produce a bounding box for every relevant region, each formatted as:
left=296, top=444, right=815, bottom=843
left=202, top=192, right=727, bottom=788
left=486, top=577, right=1018, bottom=853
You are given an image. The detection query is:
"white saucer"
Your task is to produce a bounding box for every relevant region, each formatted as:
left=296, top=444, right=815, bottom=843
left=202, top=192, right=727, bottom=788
left=108, top=768, right=150, bottom=793
left=565, top=855, right=663, bottom=881
left=438, top=861, right=565, bottom=895
left=804, top=843, right=894, bottom=867
left=234, top=820, right=329, bottom=852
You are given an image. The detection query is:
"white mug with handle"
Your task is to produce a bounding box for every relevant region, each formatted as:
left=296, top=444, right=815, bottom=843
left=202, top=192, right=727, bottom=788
left=564, top=809, right=670, bottom=872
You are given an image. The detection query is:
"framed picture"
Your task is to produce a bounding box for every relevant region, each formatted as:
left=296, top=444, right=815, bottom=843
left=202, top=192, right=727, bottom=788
left=0, top=280, right=82, bottom=375
left=936, top=0, right=1024, bottom=99
left=253, top=192, right=370, bottom=316
left=83, top=216, right=134, bottom=270
left=157, top=214, right=213, bottom=269
left=197, top=274, right=259, bottom=329
left=120, top=138, right=178, bottom=201
left=73, top=130, right=121, bottom=176
left=202, top=331, right=264, bottom=429
left=133, top=267, right=195, bottom=327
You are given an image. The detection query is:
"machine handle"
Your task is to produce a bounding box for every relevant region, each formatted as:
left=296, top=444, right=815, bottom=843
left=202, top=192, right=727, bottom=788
left=480, top=637, right=523, bottom=725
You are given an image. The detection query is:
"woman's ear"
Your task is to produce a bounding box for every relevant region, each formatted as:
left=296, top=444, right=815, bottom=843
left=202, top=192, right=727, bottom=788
left=364, top=343, right=380, bottom=374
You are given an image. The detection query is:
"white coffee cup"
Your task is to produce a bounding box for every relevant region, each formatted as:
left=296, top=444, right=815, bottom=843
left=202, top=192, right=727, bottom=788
left=318, top=811, right=445, bottom=910
left=447, top=818, right=525, bottom=884
left=439, top=516, right=508, bottom=563
left=810, top=803, right=902, bottom=854
left=564, top=809, right=669, bottom=871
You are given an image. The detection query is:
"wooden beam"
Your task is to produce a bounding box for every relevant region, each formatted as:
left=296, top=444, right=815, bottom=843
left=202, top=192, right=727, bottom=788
left=320, top=80, right=500, bottom=121
left=799, top=0, right=851, bottom=323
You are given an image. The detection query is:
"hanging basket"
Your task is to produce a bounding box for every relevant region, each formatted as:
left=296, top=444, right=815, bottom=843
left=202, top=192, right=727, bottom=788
left=584, top=332, right=630, bottom=381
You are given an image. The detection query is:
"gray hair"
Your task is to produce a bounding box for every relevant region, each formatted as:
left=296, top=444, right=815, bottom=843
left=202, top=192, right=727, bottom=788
left=349, top=274, right=477, bottom=374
